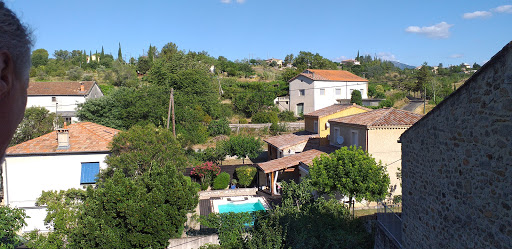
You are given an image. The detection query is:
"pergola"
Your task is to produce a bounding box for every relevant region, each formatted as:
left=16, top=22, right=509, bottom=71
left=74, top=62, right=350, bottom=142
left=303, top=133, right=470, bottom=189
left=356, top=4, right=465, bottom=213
left=257, top=149, right=326, bottom=195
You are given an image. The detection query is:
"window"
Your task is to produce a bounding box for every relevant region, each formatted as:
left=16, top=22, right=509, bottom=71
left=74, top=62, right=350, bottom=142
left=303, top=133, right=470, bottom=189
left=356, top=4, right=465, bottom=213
left=335, top=88, right=341, bottom=95
left=320, top=89, right=325, bottom=95
left=296, top=103, right=304, bottom=115
left=299, top=89, right=305, bottom=96
left=52, top=97, right=57, bottom=102
left=64, top=116, right=72, bottom=124
left=334, top=128, right=341, bottom=145
left=80, top=162, right=100, bottom=184
left=351, top=130, right=359, bottom=147
left=313, top=120, right=318, bottom=133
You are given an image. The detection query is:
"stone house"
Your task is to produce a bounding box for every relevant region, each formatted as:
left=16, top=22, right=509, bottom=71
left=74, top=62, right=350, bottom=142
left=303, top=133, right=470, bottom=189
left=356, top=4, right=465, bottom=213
left=328, top=108, right=423, bottom=197
left=397, top=41, right=512, bottom=248
left=2, top=122, right=119, bottom=232
left=26, top=81, right=103, bottom=123
left=288, top=69, right=368, bottom=116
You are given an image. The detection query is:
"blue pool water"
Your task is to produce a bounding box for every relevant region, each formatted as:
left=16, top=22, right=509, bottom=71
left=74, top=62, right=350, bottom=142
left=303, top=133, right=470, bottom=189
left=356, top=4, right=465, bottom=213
left=218, top=201, right=265, bottom=213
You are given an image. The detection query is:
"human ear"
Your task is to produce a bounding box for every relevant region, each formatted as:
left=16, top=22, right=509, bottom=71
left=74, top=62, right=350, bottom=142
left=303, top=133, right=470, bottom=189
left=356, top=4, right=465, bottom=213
left=0, top=51, right=14, bottom=98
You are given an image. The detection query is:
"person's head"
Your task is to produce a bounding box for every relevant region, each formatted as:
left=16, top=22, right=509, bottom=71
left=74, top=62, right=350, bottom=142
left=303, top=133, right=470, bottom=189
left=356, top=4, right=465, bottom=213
left=0, top=1, right=32, bottom=158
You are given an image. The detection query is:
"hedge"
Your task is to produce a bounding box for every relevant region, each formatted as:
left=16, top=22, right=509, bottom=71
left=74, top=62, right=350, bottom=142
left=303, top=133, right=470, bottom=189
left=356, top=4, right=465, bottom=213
left=213, top=172, right=231, bottom=190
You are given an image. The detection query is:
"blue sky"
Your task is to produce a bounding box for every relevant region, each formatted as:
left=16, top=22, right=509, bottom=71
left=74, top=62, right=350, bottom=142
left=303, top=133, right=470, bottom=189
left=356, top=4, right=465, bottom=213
left=6, top=0, right=512, bottom=67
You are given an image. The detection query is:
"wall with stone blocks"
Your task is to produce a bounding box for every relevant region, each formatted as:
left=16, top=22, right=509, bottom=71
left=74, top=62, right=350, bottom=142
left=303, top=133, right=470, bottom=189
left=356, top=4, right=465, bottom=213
left=400, top=42, right=512, bottom=249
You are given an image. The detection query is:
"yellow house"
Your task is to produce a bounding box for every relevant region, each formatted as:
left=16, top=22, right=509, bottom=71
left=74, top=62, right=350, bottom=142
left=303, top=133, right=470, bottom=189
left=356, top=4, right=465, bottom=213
left=304, top=103, right=371, bottom=145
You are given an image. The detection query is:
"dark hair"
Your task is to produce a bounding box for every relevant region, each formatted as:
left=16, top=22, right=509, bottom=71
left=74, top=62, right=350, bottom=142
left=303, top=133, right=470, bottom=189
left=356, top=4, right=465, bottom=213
left=0, top=1, right=32, bottom=79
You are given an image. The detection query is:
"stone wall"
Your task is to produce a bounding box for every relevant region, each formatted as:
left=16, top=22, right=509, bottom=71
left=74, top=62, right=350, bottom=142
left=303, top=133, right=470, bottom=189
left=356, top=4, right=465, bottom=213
left=400, top=42, right=512, bottom=248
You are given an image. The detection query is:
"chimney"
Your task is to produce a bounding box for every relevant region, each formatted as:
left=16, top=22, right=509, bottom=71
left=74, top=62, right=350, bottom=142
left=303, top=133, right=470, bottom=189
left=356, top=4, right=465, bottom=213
left=80, top=82, right=85, bottom=92
left=56, top=128, right=70, bottom=149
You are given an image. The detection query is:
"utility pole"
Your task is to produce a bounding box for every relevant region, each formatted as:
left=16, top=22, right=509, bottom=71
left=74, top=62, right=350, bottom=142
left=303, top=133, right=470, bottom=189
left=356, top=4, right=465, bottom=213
left=167, top=88, right=176, bottom=137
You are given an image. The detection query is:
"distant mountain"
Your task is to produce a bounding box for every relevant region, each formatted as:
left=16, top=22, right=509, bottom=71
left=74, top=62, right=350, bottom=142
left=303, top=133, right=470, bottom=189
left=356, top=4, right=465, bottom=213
left=389, top=61, right=415, bottom=70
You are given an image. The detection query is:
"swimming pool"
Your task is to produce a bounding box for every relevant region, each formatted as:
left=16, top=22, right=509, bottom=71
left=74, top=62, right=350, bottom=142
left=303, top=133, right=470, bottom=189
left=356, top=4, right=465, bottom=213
left=212, top=196, right=269, bottom=214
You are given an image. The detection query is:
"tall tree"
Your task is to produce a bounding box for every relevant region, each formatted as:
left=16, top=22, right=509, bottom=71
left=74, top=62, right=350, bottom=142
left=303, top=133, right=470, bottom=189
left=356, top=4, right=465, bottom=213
left=31, top=48, right=49, bottom=67
left=117, top=42, right=123, bottom=62
left=350, top=90, right=362, bottom=105
left=100, top=46, right=105, bottom=59
left=10, top=107, right=63, bottom=146
left=310, top=146, right=390, bottom=209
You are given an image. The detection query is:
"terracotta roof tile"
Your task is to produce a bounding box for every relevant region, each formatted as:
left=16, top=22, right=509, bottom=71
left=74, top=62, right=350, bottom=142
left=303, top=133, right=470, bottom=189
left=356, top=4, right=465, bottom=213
left=329, top=108, right=423, bottom=127
left=27, top=81, right=96, bottom=96
left=6, top=122, right=120, bottom=155
left=304, top=104, right=371, bottom=118
left=257, top=149, right=326, bottom=173
left=289, top=69, right=368, bottom=82
left=263, top=132, right=318, bottom=150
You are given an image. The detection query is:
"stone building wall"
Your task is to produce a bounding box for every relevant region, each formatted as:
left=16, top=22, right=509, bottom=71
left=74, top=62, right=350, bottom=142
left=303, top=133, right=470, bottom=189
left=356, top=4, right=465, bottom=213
left=400, top=42, right=512, bottom=248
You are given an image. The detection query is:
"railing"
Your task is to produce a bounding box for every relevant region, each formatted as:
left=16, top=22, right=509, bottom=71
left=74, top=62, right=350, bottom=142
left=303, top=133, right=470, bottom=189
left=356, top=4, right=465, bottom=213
left=228, top=122, right=305, bottom=131
left=376, top=201, right=403, bottom=248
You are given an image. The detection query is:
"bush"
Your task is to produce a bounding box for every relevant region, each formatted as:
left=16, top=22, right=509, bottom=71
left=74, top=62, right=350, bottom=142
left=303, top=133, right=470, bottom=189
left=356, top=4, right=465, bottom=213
left=239, top=118, right=248, bottom=124
left=213, top=172, right=231, bottom=190
left=252, top=111, right=278, bottom=124
left=235, top=166, right=257, bottom=187
left=278, top=110, right=296, bottom=122
left=393, top=195, right=402, bottom=204
left=350, top=90, right=362, bottom=105
left=208, top=118, right=231, bottom=136
left=379, top=99, right=393, bottom=108
left=0, top=206, right=27, bottom=248
left=270, top=122, right=287, bottom=135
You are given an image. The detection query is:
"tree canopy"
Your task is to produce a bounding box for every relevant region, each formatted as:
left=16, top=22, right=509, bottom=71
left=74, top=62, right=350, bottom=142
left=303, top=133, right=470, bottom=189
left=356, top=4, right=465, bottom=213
left=221, top=135, right=263, bottom=164
left=10, top=107, right=63, bottom=146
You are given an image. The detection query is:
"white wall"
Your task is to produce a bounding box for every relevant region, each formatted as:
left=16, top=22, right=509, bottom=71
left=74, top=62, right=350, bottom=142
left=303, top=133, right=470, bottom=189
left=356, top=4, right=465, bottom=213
left=2, top=153, right=109, bottom=232
left=26, top=95, right=85, bottom=113
left=289, top=76, right=315, bottom=115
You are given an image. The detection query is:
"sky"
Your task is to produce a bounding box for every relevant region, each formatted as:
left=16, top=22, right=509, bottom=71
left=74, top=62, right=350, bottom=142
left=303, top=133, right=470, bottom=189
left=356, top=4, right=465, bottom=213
left=6, top=0, right=512, bottom=67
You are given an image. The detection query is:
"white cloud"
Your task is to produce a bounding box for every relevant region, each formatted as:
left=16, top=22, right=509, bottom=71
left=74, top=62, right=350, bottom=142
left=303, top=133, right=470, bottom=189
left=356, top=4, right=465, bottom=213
left=377, top=52, right=396, bottom=61
left=220, top=0, right=231, bottom=3
left=449, top=54, right=464, bottom=58
left=405, top=22, right=453, bottom=39
left=221, top=0, right=246, bottom=4
left=492, top=5, right=512, bottom=13
left=463, top=11, right=492, bottom=19
left=333, top=56, right=348, bottom=62
left=236, top=0, right=246, bottom=3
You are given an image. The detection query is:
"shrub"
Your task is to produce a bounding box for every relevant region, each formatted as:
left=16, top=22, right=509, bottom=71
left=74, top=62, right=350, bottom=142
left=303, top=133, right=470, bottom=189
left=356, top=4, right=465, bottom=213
left=208, top=118, right=231, bottom=136
left=235, top=166, right=257, bottom=187
left=252, top=111, right=279, bottom=124
left=350, top=90, right=362, bottom=105
left=190, top=162, right=221, bottom=186
left=270, top=122, right=287, bottom=135
left=0, top=206, right=27, bottom=248
left=239, top=118, right=248, bottom=124
left=379, top=99, right=393, bottom=108
left=278, top=110, right=296, bottom=122
left=213, top=172, right=231, bottom=190
left=393, top=195, right=402, bottom=204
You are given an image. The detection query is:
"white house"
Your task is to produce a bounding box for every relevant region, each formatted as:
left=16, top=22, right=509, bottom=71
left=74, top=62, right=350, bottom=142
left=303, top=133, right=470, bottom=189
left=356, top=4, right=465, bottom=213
left=26, top=81, right=103, bottom=123
left=288, top=69, right=368, bottom=116
left=1, top=122, right=119, bottom=232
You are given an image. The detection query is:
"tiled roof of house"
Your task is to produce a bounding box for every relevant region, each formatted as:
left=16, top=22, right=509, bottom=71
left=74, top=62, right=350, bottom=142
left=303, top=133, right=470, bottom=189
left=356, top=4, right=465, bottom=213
left=288, top=69, right=368, bottom=83
left=257, top=149, right=326, bottom=173
left=6, top=122, right=120, bottom=155
left=304, top=103, right=371, bottom=118
left=329, top=108, right=423, bottom=127
left=263, top=132, right=318, bottom=150
left=27, top=81, right=96, bottom=96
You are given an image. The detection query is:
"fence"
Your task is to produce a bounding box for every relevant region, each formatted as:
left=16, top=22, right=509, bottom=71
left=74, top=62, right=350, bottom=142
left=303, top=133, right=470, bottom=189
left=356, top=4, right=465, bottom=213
left=229, top=122, right=304, bottom=131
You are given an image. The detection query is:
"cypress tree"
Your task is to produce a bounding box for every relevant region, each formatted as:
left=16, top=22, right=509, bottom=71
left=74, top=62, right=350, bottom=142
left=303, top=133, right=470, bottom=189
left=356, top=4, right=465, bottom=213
left=101, top=46, right=105, bottom=59
left=118, top=42, right=123, bottom=62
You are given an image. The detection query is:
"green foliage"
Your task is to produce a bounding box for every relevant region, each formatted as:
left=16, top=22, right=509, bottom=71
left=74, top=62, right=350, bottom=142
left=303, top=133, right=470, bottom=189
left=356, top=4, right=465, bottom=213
left=190, top=161, right=221, bottom=186
left=213, top=172, right=231, bottom=190
left=136, top=56, right=152, bottom=74
left=278, top=110, right=296, bottom=122
left=200, top=212, right=253, bottom=249
left=251, top=110, right=278, bottom=124
left=244, top=211, right=284, bottom=249
left=235, top=166, right=257, bottom=187
left=239, top=118, right=248, bottom=124
left=208, top=118, right=231, bottom=136
left=10, top=107, right=63, bottom=146
left=0, top=206, right=27, bottom=249
left=378, top=99, right=393, bottom=108
left=100, top=124, right=189, bottom=181
left=269, top=122, right=287, bottom=136
left=350, top=90, right=362, bottom=105
left=109, top=61, right=139, bottom=87
left=66, top=66, right=84, bottom=81
left=280, top=177, right=316, bottom=209
left=292, top=51, right=337, bottom=71
left=32, top=48, right=49, bottom=67
left=25, top=189, right=86, bottom=249
left=222, top=135, right=263, bottom=164
left=231, top=83, right=278, bottom=117
left=310, top=146, right=390, bottom=206
left=393, top=195, right=402, bottom=204
left=98, top=84, right=114, bottom=96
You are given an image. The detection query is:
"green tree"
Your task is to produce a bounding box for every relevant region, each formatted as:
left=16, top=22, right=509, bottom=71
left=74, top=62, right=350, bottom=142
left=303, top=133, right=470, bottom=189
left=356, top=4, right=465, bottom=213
left=235, top=166, right=257, bottom=187
left=200, top=212, right=253, bottom=249
left=31, top=48, right=49, bottom=67
left=53, top=50, right=70, bottom=61
left=310, top=146, right=390, bottom=209
left=117, top=42, right=123, bottom=62
left=350, top=89, right=362, bottom=105
left=222, top=135, right=263, bottom=164
left=67, top=66, right=84, bottom=81
left=110, top=61, right=139, bottom=87
left=0, top=206, right=27, bottom=249
left=136, top=56, right=151, bottom=74
left=100, top=46, right=105, bottom=59
left=10, top=107, right=64, bottom=146
left=207, top=118, right=231, bottom=136
left=213, top=172, right=231, bottom=190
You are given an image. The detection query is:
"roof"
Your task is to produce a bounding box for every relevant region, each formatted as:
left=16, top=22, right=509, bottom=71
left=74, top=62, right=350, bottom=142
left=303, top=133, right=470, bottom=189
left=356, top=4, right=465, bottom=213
left=257, top=149, right=326, bottom=173
left=304, top=103, right=371, bottom=118
left=6, top=122, right=120, bottom=155
left=402, top=41, right=512, bottom=138
left=27, top=81, right=96, bottom=96
left=288, top=69, right=368, bottom=83
left=329, top=108, right=423, bottom=127
left=263, top=132, right=318, bottom=150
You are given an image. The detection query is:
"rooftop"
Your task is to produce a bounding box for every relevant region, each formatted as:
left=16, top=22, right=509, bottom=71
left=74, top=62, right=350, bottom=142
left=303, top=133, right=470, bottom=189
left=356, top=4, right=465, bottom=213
left=27, top=81, right=97, bottom=96
left=257, top=149, right=327, bottom=173
left=304, top=103, right=371, bottom=118
left=7, top=122, right=120, bottom=155
left=289, top=69, right=368, bottom=82
left=263, top=132, right=318, bottom=150
left=329, top=108, right=423, bottom=127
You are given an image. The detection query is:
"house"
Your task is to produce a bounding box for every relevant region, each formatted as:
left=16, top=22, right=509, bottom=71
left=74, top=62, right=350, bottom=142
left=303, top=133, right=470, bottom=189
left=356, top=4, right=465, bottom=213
left=288, top=69, right=368, bottom=116
left=395, top=41, right=512, bottom=248
left=328, top=108, right=423, bottom=197
left=1, top=122, right=120, bottom=232
left=304, top=103, right=371, bottom=145
left=265, top=58, right=283, bottom=67
left=26, top=81, right=103, bottom=123
left=264, top=132, right=319, bottom=160
left=341, top=59, right=360, bottom=65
